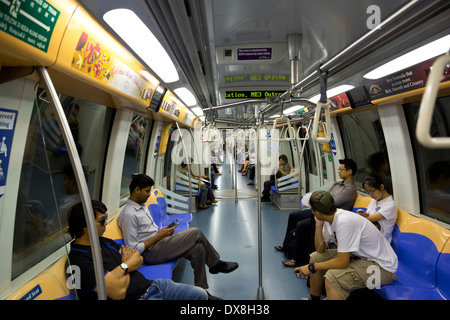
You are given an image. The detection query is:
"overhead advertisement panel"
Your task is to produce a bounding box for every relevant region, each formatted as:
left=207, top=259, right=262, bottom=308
left=237, top=47, right=272, bottom=61
left=70, top=30, right=155, bottom=105
left=366, top=55, right=450, bottom=102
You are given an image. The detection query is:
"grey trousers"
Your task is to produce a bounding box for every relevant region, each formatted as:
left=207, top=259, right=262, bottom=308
left=142, top=227, right=220, bottom=289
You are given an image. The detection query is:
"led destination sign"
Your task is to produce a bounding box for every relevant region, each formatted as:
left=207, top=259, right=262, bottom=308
left=225, top=90, right=291, bottom=99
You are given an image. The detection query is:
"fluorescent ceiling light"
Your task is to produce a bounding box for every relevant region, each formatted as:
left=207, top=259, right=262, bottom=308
left=174, top=87, right=197, bottom=106
left=309, top=85, right=355, bottom=103
left=283, top=105, right=305, bottom=114
left=363, top=34, right=450, bottom=80
left=104, top=9, right=179, bottom=83
left=139, top=71, right=160, bottom=87
left=270, top=114, right=280, bottom=118
left=191, top=107, right=204, bottom=117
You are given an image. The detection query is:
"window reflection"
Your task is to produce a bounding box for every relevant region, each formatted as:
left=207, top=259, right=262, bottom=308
left=338, top=110, right=392, bottom=194
left=12, top=89, right=112, bottom=279
left=404, top=96, right=450, bottom=224
left=120, top=116, right=151, bottom=195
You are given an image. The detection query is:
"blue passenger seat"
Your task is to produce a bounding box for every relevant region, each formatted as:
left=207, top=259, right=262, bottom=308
left=353, top=196, right=450, bottom=300
left=147, top=188, right=192, bottom=232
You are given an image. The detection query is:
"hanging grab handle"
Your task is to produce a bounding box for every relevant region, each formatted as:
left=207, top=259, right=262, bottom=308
left=311, top=99, right=332, bottom=143
left=201, top=124, right=220, bottom=142
left=248, top=128, right=257, bottom=141
left=271, top=116, right=295, bottom=141
left=296, top=124, right=310, bottom=141
left=416, top=53, right=450, bottom=149
left=282, top=125, right=296, bottom=140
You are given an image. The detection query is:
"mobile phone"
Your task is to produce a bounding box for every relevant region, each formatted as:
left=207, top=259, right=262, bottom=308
left=167, top=219, right=179, bottom=228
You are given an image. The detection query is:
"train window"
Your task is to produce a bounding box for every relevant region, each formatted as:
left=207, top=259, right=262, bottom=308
left=404, top=96, right=450, bottom=224
left=120, top=116, right=152, bottom=195
left=337, top=110, right=392, bottom=194
left=12, top=89, right=113, bottom=280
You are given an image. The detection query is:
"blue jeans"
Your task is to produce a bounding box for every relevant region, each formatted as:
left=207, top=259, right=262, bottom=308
left=139, top=279, right=208, bottom=300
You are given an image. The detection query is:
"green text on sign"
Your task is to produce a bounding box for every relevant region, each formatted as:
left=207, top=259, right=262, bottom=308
left=0, top=0, right=60, bottom=53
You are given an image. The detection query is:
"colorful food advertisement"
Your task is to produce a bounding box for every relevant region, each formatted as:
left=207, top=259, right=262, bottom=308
left=71, top=31, right=155, bottom=103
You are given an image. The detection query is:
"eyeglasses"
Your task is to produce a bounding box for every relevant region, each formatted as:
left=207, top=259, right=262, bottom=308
left=338, top=168, right=347, bottom=172
left=365, top=189, right=378, bottom=195
left=98, top=214, right=108, bottom=226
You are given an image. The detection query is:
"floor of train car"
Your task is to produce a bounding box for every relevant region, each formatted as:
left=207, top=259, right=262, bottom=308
left=172, top=161, right=310, bottom=300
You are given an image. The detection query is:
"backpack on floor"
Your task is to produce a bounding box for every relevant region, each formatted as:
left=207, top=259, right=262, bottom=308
left=282, top=229, right=296, bottom=259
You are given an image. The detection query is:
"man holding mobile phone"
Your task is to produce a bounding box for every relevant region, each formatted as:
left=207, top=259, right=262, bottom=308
left=119, top=174, right=238, bottom=296
left=167, top=219, right=179, bottom=229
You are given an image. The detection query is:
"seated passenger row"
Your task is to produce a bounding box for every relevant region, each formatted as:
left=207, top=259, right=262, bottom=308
left=67, top=174, right=238, bottom=300
left=273, top=158, right=449, bottom=300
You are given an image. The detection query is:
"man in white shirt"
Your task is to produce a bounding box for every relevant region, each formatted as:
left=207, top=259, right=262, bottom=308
left=278, top=158, right=358, bottom=267
left=118, top=174, right=238, bottom=293
left=294, top=190, right=397, bottom=300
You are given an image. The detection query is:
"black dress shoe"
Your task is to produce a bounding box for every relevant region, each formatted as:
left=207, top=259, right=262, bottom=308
left=209, top=260, right=239, bottom=274
left=261, top=197, right=270, bottom=202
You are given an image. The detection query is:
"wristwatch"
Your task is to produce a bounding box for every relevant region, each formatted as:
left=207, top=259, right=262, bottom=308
left=308, top=262, right=316, bottom=274
left=120, top=263, right=128, bottom=274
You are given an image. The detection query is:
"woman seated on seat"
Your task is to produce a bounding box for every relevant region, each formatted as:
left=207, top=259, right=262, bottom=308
left=240, top=157, right=250, bottom=175
left=357, top=173, right=397, bottom=243
left=261, top=154, right=291, bottom=202
left=180, top=161, right=218, bottom=210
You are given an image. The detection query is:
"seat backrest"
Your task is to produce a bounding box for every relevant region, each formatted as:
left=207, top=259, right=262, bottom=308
left=391, top=209, right=449, bottom=288
left=103, top=216, right=123, bottom=241
left=153, top=189, right=167, bottom=216
left=352, top=194, right=372, bottom=213
left=145, top=189, right=165, bottom=228
left=436, top=239, right=450, bottom=299
left=6, top=256, right=74, bottom=300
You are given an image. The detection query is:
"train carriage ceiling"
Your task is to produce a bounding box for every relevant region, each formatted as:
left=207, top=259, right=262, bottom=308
left=78, top=0, right=449, bottom=125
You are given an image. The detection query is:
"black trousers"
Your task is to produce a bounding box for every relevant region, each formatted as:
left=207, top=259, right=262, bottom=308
left=282, top=209, right=316, bottom=265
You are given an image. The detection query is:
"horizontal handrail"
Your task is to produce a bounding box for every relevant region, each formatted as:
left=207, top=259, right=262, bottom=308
left=278, top=182, right=299, bottom=192
left=277, top=168, right=299, bottom=183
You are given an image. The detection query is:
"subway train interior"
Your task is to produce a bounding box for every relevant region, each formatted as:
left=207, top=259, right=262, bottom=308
left=0, top=0, right=450, bottom=304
